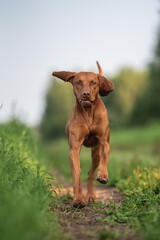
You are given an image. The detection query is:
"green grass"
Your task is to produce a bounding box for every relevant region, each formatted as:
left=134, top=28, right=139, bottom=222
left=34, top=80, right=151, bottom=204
left=0, top=120, right=63, bottom=240
left=46, top=123, right=160, bottom=184
left=97, top=167, right=160, bottom=240
left=2, top=120, right=159, bottom=239
left=110, top=123, right=160, bottom=146
left=46, top=123, right=160, bottom=240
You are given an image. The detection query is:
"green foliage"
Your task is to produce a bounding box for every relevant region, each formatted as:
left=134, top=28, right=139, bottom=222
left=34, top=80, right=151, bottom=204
left=104, top=167, right=160, bottom=240
left=104, top=68, right=148, bottom=128
left=40, top=79, right=74, bottom=140
left=131, top=24, right=160, bottom=125
left=118, top=167, right=160, bottom=194
left=0, top=120, right=62, bottom=240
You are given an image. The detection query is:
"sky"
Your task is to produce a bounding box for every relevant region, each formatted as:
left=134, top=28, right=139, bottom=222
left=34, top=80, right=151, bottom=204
left=0, top=0, right=159, bottom=126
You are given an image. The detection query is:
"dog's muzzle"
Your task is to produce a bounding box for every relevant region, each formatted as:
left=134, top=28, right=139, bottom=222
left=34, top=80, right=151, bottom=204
left=79, top=99, right=92, bottom=107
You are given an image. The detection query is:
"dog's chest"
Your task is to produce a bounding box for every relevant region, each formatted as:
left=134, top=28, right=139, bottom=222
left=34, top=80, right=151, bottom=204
left=81, top=109, right=94, bottom=128
left=83, top=133, right=98, bottom=147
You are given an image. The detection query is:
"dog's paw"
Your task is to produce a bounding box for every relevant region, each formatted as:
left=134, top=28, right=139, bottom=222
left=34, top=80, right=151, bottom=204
left=73, top=201, right=85, bottom=208
left=73, top=196, right=85, bottom=208
left=96, top=169, right=109, bottom=184
left=86, top=194, right=95, bottom=203
left=96, top=176, right=109, bottom=184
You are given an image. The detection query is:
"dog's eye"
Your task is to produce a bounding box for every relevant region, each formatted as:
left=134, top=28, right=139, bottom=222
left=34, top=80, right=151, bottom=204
left=91, top=82, right=97, bottom=86
left=76, top=81, right=82, bottom=86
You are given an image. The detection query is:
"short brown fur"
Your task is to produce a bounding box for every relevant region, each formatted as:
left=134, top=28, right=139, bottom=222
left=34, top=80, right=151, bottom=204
left=52, top=62, right=114, bottom=208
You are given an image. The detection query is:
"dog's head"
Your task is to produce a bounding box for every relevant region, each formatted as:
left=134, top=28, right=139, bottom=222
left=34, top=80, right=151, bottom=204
left=52, top=61, right=114, bottom=108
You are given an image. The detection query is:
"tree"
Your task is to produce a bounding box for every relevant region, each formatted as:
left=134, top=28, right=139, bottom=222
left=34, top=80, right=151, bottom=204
left=103, top=68, right=147, bottom=127
left=147, top=25, right=160, bottom=119
left=40, top=79, right=74, bottom=140
left=131, top=23, right=160, bottom=125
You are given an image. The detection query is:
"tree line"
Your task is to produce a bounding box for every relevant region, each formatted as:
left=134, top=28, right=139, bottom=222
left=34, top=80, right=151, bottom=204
left=40, top=23, right=160, bottom=140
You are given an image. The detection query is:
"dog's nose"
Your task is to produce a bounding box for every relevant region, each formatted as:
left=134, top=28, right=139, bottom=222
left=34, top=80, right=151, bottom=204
left=82, top=91, right=90, bottom=97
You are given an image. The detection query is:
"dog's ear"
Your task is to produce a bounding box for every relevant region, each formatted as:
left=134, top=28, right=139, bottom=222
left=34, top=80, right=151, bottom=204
left=98, top=75, right=114, bottom=96
left=52, top=71, right=76, bottom=83
left=96, top=61, right=114, bottom=96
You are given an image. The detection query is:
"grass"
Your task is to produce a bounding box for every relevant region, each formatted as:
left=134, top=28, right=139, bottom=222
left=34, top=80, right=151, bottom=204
left=90, top=167, right=160, bottom=240
left=46, top=123, right=160, bottom=184
left=1, top=120, right=159, bottom=239
left=46, top=123, right=160, bottom=240
left=0, top=120, right=63, bottom=240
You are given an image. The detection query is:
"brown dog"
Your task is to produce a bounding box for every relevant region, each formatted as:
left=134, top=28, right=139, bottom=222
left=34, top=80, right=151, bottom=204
left=52, top=62, right=114, bottom=208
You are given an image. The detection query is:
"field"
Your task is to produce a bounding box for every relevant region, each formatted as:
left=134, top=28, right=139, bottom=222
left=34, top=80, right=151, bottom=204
left=0, top=120, right=160, bottom=240
left=47, top=124, right=160, bottom=184
left=46, top=123, right=160, bottom=240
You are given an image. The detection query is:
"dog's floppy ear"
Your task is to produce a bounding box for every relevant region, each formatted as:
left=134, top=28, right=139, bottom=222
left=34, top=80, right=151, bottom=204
left=96, top=61, right=114, bottom=96
left=98, top=75, right=114, bottom=96
left=52, top=71, right=76, bottom=83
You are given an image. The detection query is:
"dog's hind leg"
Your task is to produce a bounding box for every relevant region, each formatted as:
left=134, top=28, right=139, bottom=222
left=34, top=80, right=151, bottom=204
left=96, top=128, right=110, bottom=184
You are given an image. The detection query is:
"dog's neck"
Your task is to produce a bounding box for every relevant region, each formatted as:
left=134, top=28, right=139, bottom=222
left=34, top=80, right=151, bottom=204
left=76, top=98, right=97, bottom=127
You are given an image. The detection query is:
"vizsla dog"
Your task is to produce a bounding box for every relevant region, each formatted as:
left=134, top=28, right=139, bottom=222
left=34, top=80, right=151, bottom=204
left=52, top=62, right=114, bottom=208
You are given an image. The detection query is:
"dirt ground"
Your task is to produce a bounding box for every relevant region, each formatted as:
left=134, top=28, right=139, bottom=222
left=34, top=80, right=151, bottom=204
left=51, top=183, right=140, bottom=240
left=54, top=184, right=124, bottom=205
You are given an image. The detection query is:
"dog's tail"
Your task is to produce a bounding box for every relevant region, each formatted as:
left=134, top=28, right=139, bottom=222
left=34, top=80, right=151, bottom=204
left=96, top=61, right=103, bottom=76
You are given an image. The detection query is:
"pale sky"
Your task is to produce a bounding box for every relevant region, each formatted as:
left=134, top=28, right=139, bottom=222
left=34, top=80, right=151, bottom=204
left=0, top=0, right=159, bottom=125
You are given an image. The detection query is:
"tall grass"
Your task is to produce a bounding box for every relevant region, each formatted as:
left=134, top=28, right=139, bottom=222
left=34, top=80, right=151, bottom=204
left=0, top=120, right=62, bottom=240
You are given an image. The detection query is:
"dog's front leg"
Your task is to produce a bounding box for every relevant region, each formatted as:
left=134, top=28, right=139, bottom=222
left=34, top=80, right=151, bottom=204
left=69, top=138, right=85, bottom=208
left=96, top=141, right=110, bottom=184
left=96, top=129, right=110, bottom=184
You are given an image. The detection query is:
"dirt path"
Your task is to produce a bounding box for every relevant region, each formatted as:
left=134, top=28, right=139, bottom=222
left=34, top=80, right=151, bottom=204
left=54, top=183, right=124, bottom=205
left=51, top=183, right=139, bottom=240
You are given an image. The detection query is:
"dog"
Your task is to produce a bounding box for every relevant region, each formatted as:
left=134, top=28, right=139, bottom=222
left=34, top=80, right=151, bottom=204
left=52, top=61, right=114, bottom=208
